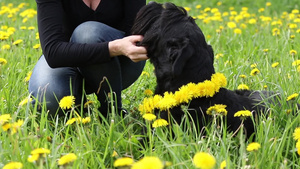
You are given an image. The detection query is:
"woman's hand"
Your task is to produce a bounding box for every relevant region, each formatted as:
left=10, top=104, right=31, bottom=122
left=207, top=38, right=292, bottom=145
left=108, top=35, right=148, bottom=62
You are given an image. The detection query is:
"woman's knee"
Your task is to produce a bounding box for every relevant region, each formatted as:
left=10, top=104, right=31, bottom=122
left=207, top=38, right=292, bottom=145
left=29, top=56, right=83, bottom=114
left=70, top=21, right=125, bottom=43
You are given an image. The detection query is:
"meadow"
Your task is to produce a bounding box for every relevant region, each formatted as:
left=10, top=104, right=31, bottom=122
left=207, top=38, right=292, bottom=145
left=0, top=0, right=299, bottom=168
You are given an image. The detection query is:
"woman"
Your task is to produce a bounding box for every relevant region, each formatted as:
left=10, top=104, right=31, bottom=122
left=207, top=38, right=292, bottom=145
left=29, top=0, right=148, bottom=117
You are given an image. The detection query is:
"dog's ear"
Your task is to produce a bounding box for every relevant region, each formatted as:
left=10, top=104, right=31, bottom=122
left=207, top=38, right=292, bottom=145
left=131, top=2, right=163, bottom=35
left=166, top=37, right=194, bottom=77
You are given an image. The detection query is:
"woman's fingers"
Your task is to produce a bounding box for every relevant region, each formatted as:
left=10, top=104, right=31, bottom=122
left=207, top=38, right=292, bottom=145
left=108, top=35, right=148, bottom=62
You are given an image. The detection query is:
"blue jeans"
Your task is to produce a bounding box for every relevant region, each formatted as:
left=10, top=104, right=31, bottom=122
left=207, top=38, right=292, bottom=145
left=29, top=21, right=145, bottom=116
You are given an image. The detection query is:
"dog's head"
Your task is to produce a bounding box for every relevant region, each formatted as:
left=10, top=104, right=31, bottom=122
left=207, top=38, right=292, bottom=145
left=132, top=2, right=215, bottom=84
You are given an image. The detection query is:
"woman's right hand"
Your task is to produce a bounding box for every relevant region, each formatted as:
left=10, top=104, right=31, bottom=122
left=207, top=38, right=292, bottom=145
left=108, top=35, right=148, bottom=62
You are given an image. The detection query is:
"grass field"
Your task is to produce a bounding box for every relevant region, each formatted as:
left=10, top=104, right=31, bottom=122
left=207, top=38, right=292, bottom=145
left=0, top=0, right=300, bottom=168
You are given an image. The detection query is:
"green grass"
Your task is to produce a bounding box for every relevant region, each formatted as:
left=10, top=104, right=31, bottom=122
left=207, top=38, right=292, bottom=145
left=0, top=0, right=300, bottom=168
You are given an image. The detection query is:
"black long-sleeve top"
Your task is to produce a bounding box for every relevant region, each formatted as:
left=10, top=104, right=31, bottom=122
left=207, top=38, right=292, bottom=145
left=35, top=0, right=145, bottom=68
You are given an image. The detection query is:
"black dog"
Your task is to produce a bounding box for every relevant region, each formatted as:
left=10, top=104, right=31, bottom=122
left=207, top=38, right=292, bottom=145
left=132, top=2, right=292, bottom=138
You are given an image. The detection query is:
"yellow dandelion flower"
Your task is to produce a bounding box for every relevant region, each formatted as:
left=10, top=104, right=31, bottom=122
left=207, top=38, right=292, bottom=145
left=234, top=110, right=252, bottom=118
left=184, top=7, right=191, bottom=12
left=215, top=53, right=224, bottom=59
left=296, top=141, right=300, bottom=155
left=174, top=88, right=191, bottom=104
left=204, top=7, right=211, bottom=13
left=206, top=104, right=227, bottom=116
left=141, top=71, right=150, bottom=77
left=7, top=27, right=16, bottom=34
left=138, top=96, right=158, bottom=114
left=158, top=92, right=177, bottom=110
left=59, top=96, right=75, bottom=109
left=271, top=62, right=279, bottom=68
left=142, top=113, right=157, bottom=121
left=24, top=71, right=32, bottom=82
left=19, top=97, right=32, bottom=106
left=290, top=35, right=295, bottom=39
left=27, top=154, right=40, bottom=162
left=20, top=26, right=27, bottom=30
left=297, top=65, right=300, bottom=72
left=220, top=160, right=226, bottom=169
left=12, top=39, right=23, bottom=45
left=28, top=26, right=35, bottom=30
left=248, top=18, right=256, bottom=24
left=0, top=114, right=11, bottom=125
left=1, top=25, right=8, bottom=30
left=196, top=5, right=202, bottom=9
left=250, top=63, right=257, bottom=68
left=144, top=89, right=153, bottom=96
left=234, top=28, right=242, bottom=34
left=113, top=157, right=134, bottom=167
left=272, top=28, right=280, bottom=36
left=0, top=58, right=8, bottom=65
left=193, top=152, right=216, bottom=169
left=286, top=109, right=292, bottom=114
left=289, top=24, right=297, bottom=29
left=292, top=9, right=300, bottom=14
left=293, top=127, right=300, bottom=141
left=66, top=118, right=78, bottom=125
left=199, top=81, right=217, bottom=97
left=2, top=44, right=11, bottom=50
left=266, top=2, right=272, bottom=7
left=33, top=44, right=41, bottom=49
left=58, top=153, right=77, bottom=166
left=81, top=117, right=91, bottom=124
left=287, top=93, right=299, bottom=101
left=10, top=120, right=24, bottom=134
left=227, top=21, right=237, bottom=29
left=152, top=119, right=168, bottom=128
left=3, top=162, right=23, bottom=169
left=131, top=156, right=163, bottom=169
left=258, top=8, right=265, bottom=13
left=237, top=84, right=249, bottom=90
left=246, top=142, right=261, bottom=152
left=250, top=68, right=260, bottom=76
left=230, top=11, right=237, bottom=15
left=2, top=123, right=11, bottom=131
left=211, top=72, right=227, bottom=88
left=290, top=49, right=297, bottom=55
left=28, top=148, right=50, bottom=162
left=186, top=82, right=200, bottom=97
left=31, top=148, right=51, bottom=155
left=36, top=32, right=40, bottom=39
left=292, top=60, right=300, bottom=66
left=112, top=151, right=118, bottom=157
left=239, top=74, right=247, bottom=78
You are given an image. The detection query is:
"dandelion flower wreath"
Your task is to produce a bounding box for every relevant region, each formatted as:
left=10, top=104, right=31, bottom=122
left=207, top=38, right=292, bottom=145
left=139, top=73, right=227, bottom=114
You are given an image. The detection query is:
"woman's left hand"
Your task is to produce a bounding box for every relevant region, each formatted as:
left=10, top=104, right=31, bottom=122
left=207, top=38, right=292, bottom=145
left=108, top=35, right=148, bottom=62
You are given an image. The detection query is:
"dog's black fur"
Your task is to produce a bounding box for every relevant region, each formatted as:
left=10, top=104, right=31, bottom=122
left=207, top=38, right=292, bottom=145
left=132, top=2, right=295, bottom=138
